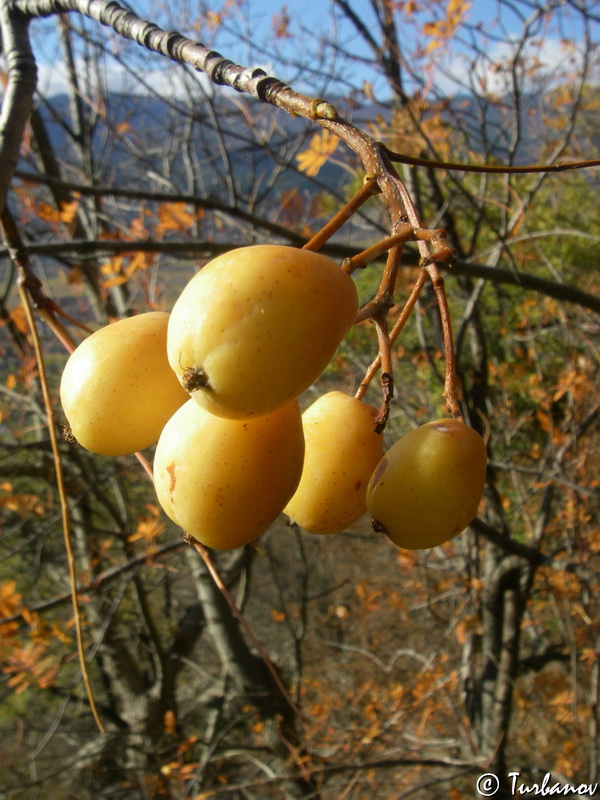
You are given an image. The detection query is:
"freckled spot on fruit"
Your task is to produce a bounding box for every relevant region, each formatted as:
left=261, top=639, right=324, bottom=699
left=354, top=479, right=362, bottom=491
left=166, top=462, right=176, bottom=497
left=370, top=457, right=388, bottom=486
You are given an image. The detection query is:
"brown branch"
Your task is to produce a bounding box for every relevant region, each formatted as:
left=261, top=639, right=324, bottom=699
left=344, top=225, right=455, bottom=275
left=344, top=227, right=413, bottom=274
left=356, top=269, right=428, bottom=401
left=188, top=538, right=306, bottom=724
left=424, top=264, right=463, bottom=420
left=0, top=540, right=187, bottom=626
left=303, top=175, right=380, bottom=252
left=372, top=313, right=393, bottom=433
left=13, top=168, right=307, bottom=245
left=13, top=0, right=336, bottom=121
left=385, top=148, right=600, bottom=175
left=446, top=260, right=600, bottom=316
left=0, top=236, right=597, bottom=315
left=0, top=3, right=38, bottom=217
left=13, top=0, right=411, bottom=236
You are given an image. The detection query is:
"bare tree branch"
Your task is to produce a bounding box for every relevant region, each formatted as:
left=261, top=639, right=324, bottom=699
left=0, top=4, right=37, bottom=217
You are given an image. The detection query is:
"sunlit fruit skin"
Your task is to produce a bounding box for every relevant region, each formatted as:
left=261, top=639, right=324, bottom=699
left=366, top=418, right=487, bottom=550
left=284, top=391, right=384, bottom=534
left=167, top=245, right=358, bottom=420
left=153, top=398, right=305, bottom=550
left=60, top=312, right=189, bottom=456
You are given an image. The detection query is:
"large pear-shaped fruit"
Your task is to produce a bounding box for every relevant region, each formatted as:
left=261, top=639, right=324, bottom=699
left=167, top=245, right=358, bottom=420
left=284, top=391, right=384, bottom=533
left=153, top=398, right=305, bottom=550
left=60, top=312, right=189, bottom=456
left=366, top=418, right=487, bottom=550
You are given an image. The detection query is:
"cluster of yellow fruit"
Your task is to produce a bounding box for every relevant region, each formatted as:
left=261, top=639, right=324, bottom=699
left=60, top=244, right=487, bottom=551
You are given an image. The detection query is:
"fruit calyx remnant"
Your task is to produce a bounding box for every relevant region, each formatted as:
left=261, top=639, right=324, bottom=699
left=371, top=518, right=389, bottom=535
left=61, top=424, right=76, bottom=444
left=182, top=366, right=211, bottom=393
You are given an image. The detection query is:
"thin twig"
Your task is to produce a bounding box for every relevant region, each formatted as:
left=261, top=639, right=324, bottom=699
left=385, top=148, right=600, bottom=175
left=356, top=269, right=428, bottom=401
left=134, top=451, right=154, bottom=482
left=188, top=539, right=307, bottom=723
left=1, top=206, right=104, bottom=732
left=372, top=314, right=393, bottom=433
left=16, top=267, right=105, bottom=734
left=303, top=175, right=380, bottom=252
left=424, top=263, right=463, bottom=420
left=343, top=227, right=413, bottom=273
left=0, top=540, right=188, bottom=626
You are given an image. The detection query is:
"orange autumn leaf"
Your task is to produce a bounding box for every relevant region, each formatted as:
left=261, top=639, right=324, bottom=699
left=4, top=642, right=61, bottom=693
left=102, top=275, right=128, bottom=288
left=272, top=5, right=292, bottom=39
left=124, top=251, right=153, bottom=277
left=355, top=580, right=382, bottom=611
left=156, top=202, right=200, bottom=236
left=0, top=580, right=21, bottom=637
left=128, top=513, right=166, bottom=544
left=36, top=195, right=80, bottom=225
left=164, top=709, right=177, bottom=735
left=1, top=304, right=29, bottom=335
left=0, top=485, right=47, bottom=518
left=296, top=130, right=339, bottom=177
left=423, top=0, right=472, bottom=50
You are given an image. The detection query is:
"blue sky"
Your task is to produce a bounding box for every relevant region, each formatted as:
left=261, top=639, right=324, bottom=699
left=29, top=0, right=597, bottom=99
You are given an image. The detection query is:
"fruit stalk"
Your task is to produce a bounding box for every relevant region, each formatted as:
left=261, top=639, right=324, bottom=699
left=424, top=262, right=464, bottom=421
left=356, top=269, right=428, bottom=402
left=303, top=175, right=380, bottom=254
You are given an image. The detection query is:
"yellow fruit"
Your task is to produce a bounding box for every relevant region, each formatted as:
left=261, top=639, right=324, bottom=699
left=153, top=398, right=304, bottom=550
left=60, top=312, right=189, bottom=456
left=284, top=391, right=384, bottom=533
left=366, top=418, right=487, bottom=550
left=167, top=245, right=358, bottom=419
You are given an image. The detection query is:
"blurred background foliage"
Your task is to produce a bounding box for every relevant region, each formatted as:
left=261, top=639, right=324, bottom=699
left=0, top=1, right=599, bottom=798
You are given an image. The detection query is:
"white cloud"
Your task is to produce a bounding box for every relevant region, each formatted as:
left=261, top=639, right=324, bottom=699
left=35, top=56, right=215, bottom=100
left=433, top=35, right=592, bottom=97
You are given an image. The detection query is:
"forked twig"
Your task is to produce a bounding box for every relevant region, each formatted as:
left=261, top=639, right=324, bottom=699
left=343, top=225, right=454, bottom=275
left=356, top=269, right=428, bottom=401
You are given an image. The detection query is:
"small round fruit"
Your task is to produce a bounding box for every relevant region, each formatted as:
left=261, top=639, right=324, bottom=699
left=60, top=312, right=189, bottom=456
left=366, top=418, right=487, bottom=550
left=284, top=391, right=384, bottom=534
left=153, top=398, right=305, bottom=550
left=167, top=245, right=358, bottom=420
